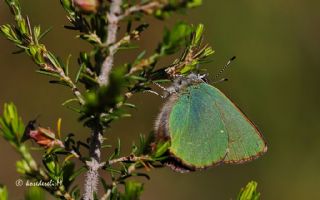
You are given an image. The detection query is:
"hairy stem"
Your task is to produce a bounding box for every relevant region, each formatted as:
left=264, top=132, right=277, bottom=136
left=83, top=124, right=104, bottom=200
left=98, top=0, right=122, bottom=86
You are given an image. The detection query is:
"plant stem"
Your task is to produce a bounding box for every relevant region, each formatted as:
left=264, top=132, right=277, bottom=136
left=119, top=1, right=162, bottom=20
left=108, top=155, right=150, bottom=165
left=83, top=123, right=105, bottom=200
left=18, top=145, right=74, bottom=200
left=98, top=0, right=122, bottom=86
left=54, top=66, right=85, bottom=105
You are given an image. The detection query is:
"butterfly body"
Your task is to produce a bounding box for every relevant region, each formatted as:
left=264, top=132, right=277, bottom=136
left=155, top=74, right=267, bottom=171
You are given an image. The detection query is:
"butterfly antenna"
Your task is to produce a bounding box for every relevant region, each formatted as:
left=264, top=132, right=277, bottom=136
left=213, top=56, right=236, bottom=81
left=212, top=78, right=229, bottom=84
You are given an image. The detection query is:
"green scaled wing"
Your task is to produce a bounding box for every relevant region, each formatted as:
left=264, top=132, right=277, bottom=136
left=167, top=84, right=229, bottom=169
left=166, top=83, right=267, bottom=169
left=199, top=83, right=267, bottom=163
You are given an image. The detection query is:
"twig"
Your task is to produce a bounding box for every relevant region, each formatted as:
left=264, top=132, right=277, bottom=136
left=98, top=0, right=123, bottom=86
left=19, top=145, right=74, bottom=200
left=98, top=1, right=163, bottom=86
left=119, top=1, right=163, bottom=20
left=55, top=67, right=85, bottom=105
left=108, top=155, right=150, bottom=165
left=100, top=189, right=111, bottom=200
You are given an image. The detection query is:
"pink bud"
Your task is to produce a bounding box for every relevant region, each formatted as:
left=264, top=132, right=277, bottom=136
left=29, top=127, right=63, bottom=148
left=73, top=0, right=99, bottom=13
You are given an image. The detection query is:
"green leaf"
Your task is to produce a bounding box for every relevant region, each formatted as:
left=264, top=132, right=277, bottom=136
left=100, top=177, right=110, bottom=193
left=75, top=63, right=85, bottom=83
left=70, top=186, right=81, bottom=200
left=49, top=80, right=70, bottom=87
left=42, top=154, right=60, bottom=177
left=35, top=69, right=60, bottom=79
left=17, top=18, right=28, bottom=36
left=123, top=103, right=136, bottom=108
left=16, top=160, right=31, bottom=174
left=25, top=187, right=45, bottom=200
left=165, top=24, right=215, bottom=75
left=5, top=0, right=22, bottom=18
left=192, top=24, right=204, bottom=47
left=153, top=141, right=170, bottom=158
left=46, top=51, right=62, bottom=69
left=161, top=22, right=192, bottom=55
left=27, top=44, right=46, bottom=65
left=65, top=54, right=72, bottom=76
left=33, top=25, right=41, bottom=44
left=79, top=33, right=102, bottom=45
left=0, top=24, right=21, bottom=44
left=62, top=98, right=79, bottom=106
left=38, top=26, right=52, bottom=41
left=61, top=161, right=75, bottom=189
left=120, top=181, right=144, bottom=200
left=68, top=166, right=86, bottom=182
left=0, top=185, right=8, bottom=200
left=0, top=103, right=25, bottom=145
left=187, top=0, right=202, bottom=8
left=137, top=132, right=154, bottom=155
left=154, top=0, right=202, bottom=19
left=129, top=75, right=147, bottom=81
left=136, top=51, right=146, bottom=61
left=115, top=138, right=121, bottom=157
left=60, top=0, right=74, bottom=13
left=237, top=181, right=261, bottom=200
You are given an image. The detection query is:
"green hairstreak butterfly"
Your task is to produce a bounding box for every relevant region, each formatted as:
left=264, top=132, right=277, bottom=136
left=154, top=73, right=267, bottom=172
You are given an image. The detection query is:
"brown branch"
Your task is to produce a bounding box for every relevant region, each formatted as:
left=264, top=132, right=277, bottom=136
left=108, top=155, right=151, bottom=165
left=119, top=1, right=163, bottom=20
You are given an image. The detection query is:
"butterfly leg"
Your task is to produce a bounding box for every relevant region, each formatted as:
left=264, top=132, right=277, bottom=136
left=152, top=82, right=178, bottom=97
left=143, top=89, right=166, bottom=98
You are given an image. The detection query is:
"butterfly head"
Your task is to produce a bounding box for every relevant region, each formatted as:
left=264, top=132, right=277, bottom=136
left=164, top=73, right=206, bottom=96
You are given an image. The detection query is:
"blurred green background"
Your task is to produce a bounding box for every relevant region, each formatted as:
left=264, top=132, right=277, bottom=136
left=1, top=0, right=320, bottom=199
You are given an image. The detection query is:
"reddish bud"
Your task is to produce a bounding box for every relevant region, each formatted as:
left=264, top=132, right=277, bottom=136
left=73, top=0, right=99, bottom=13
left=28, top=127, right=63, bottom=148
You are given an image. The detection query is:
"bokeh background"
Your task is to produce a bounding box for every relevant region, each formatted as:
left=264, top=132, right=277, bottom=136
left=1, top=0, right=320, bottom=199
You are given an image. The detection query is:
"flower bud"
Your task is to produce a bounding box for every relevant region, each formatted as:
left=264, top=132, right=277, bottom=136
left=29, top=127, right=63, bottom=148
left=23, top=120, right=63, bottom=148
left=73, top=0, right=99, bottom=13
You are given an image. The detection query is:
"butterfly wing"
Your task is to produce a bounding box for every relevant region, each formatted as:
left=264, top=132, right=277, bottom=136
left=167, top=84, right=229, bottom=169
left=200, top=83, right=267, bottom=163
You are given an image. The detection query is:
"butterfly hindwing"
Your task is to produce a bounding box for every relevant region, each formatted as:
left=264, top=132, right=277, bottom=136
left=168, top=84, right=229, bottom=168
left=200, top=83, right=267, bottom=163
